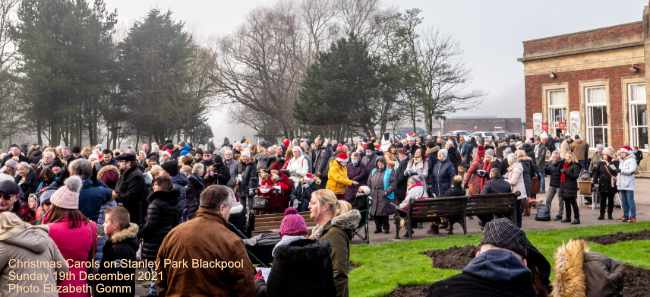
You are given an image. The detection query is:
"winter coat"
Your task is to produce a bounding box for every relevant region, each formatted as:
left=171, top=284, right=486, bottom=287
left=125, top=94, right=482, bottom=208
left=534, top=144, right=548, bottom=171
left=312, top=146, right=332, bottom=178
left=551, top=240, right=624, bottom=297
left=78, top=178, right=112, bottom=222
left=405, top=158, right=428, bottom=180
left=344, top=162, right=369, bottom=201
left=225, top=158, right=239, bottom=187
left=115, top=166, right=147, bottom=225
left=95, top=223, right=139, bottom=297
left=591, top=161, right=618, bottom=194
left=444, top=185, right=466, bottom=197
left=156, top=208, right=256, bottom=297
left=463, top=159, right=491, bottom=195
left=256, top=238, right=336, bottom=297
left=427, top=249, right=536, bottom=297
left=237, top=161, right=258, bottom=196
left=0, top=225, right=68, bottom=297
left=571, top=140, right=589, bottom=161
left=545, top=161, right=562, bottom=188
left=16, top=170, right=37, bottom=197
left=430, top=159, right=456, bottom=197
left=326, top=160, right=354, bottom=195
left=368, top=168, right=396, bottom=217
left=48, top=219, right=97, bottom=297
left=286, top=155, right=310, bottom=186
left=399, top=183, right=429, bottom=210
left=448, top=146, right=462, bottom=167
left=392, top=158, right=410, bottom=203
left=183, top=175, right=204, bottom=221
left=316, top=210, right=361, bottom=297
left=141, top=189, right=180, bottom=260
left=519, top=158, right=536, bottom=198
left=204, top=156, right=230, bottom=186
left=559, top=161, right=581, bottom=199
left=507, top=162, right=528, bottom=199
left=616, top=155, right=637, bottom=191
left=481, top=177, right=512, bottom=194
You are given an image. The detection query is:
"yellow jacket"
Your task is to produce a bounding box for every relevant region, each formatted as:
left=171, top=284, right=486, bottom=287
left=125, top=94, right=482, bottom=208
left=326, top=159, right=353, bottom=195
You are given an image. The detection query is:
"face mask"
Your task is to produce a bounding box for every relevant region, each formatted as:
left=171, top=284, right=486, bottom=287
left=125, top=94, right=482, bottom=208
left=352, top=159, right=359, bottom=166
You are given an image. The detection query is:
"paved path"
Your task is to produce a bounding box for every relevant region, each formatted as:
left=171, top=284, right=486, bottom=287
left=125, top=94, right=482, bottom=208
left=357, top=178, right=650, bottom=244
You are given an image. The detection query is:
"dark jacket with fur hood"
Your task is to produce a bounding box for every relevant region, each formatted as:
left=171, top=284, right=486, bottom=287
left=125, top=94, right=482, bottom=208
left=96, top=223, right=139, bottom=297
left=314, top=209, right=361, bottom=297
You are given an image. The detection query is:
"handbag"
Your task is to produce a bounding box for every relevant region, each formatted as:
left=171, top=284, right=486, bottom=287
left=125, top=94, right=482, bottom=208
left=252, top=195, right=269, bottom=210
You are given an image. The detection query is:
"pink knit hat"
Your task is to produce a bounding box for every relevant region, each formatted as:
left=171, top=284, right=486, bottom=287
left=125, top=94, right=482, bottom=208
left=279, top=208, right=308, bottom=236
left=50, top=176, right=83, bottom=210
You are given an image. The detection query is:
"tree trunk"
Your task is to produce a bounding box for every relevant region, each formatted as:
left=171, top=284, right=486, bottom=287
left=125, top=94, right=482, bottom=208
left=36, top=119, right=43, bottom=146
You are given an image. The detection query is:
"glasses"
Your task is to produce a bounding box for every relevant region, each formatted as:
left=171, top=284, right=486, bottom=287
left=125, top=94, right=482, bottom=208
left=0, top=193, right=13, bottom=200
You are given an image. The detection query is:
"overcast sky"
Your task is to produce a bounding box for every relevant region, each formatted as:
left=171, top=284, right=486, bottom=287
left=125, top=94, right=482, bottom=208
left=104, top=0, right=648, bottom=140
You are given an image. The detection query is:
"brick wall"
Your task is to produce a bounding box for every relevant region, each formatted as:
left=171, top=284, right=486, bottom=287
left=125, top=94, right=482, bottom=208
left=524, top=63, right=646, bottom=148
left=523, top=22, right=643, bottom=59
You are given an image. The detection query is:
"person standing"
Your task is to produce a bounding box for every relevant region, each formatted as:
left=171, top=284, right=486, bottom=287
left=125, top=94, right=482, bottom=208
left=617, top=146, right=638, bottom=223
left=592, top=148, right=618, bottom=220
left=312, top=136, right=332, bottom=187
left=534, top=136, right=548, bottom=193
left=368, top=158, right=395, bottom=234
left=544, top=151, right=565, bottom=221
left=44, top=176, right=97, bottom=297
left=156, top=185, right=256, bottom=297
left=113, top=153, right=147, bottom=226
left=325, top=152, right=358, bottom=200
left=96, top=206, right=138, bottom=297
left=505, top=154, right=527, bottom=227
left=343, top=152, right=369, bottom=201
left=571, top=135, right=589, bottom=171
left=430, top=149, right=456, bottom=197
left=559, top=153, right=581, bottom=225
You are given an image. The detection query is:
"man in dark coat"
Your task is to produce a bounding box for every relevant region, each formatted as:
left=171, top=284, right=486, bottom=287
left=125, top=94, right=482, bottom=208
left=481, top=168, right=512, bottom=194
left=311, top=137, right=331, bottom=187
left=544, top=151, right=564, bottom=221
left=114, top=153, right=147, bottom=225
left=392, top=149, right=410, bottom=203
left=428, top=218, right=551, bottom=297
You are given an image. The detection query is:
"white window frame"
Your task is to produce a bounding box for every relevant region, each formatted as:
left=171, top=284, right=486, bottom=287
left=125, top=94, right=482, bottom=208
left=584, top=86, right=608, bottom=147
left=547, top=89, right=567, bottom=137
left=628, top=83, right=648, bottom=150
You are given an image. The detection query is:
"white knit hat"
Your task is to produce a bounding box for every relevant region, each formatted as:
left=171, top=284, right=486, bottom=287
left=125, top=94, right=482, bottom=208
left=50, top=176, right=83, bottom=210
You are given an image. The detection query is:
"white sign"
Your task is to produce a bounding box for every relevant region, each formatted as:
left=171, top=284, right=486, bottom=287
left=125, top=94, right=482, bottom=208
left=532, top=113, right=543, bottom=136
left=569, top=111, right=581, bottom=137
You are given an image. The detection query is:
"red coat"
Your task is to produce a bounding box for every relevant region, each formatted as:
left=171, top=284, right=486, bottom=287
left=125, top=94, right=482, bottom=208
left=258, top=173, right=292, bottom=213
left=463, top=159, right=492, bottom=195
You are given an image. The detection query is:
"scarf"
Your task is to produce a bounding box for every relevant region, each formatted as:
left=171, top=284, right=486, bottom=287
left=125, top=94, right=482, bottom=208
left=408, top=181, right=424, bottom=191
left=560, top=161, right=570, bottom=184
left=480, top=160, right=491, bottom=190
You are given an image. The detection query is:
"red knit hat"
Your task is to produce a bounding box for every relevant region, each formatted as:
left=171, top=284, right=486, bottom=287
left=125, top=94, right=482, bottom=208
left=282, top=138, right=290, bottom=147
left=279, top=208, right=308, bottom=236
left=336, top=152, right=348, bottom=162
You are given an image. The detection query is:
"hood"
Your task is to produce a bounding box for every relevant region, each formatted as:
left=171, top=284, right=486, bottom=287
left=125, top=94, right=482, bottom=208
left=1, top=226, right=51, bottom=254
left=274, top=238, right=331, bottom=263
left=551, top=240, right=586, bottom=297
left=463, top=249, right=531, bottom=283
left=111, top=223, right=139, bottom=243
left=272, top=235, right=305, bottom=257
left=331, top=209, right=361, bottom=231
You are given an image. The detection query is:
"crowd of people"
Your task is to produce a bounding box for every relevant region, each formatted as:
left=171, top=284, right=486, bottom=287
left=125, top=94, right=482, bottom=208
left=0, top=130, right=642, bottom=297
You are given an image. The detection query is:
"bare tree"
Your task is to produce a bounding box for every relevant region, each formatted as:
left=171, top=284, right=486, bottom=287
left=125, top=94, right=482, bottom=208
left=413, top=30, right=482, bottom=135
left=336, top=0, right=379, bottom=39
left=300, top=0, right=337, bottom=64
left=214, top=5, right=306, bottom=137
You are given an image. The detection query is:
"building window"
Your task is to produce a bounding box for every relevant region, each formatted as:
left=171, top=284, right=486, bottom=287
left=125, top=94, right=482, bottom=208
left=585, top=86, right=608, bottom=147
left=547, top=89, right=567, bottom=137
left=628, top=83, right=648, bottom=150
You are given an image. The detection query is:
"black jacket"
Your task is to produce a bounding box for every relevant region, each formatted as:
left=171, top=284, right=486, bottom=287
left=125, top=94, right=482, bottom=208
left=391, top=158, right=410, bottom=202
left=115, top=166, right=147, bottom=225
left=481, top=178, right=512, bottom=194
left=592, top=160, right=619, bottom=194
left=256, top=239, right=336, bottom=297
left=444, top=185, right=465, bottom=197
left=205, top=155, right=230, bottom=186
left=428, top=249, right=536, bottom=297
left=544, top=161, right=562, bottom=188
left=312, top=146, right=332, bottom=177
left=95, top=223, right=139, bottom=297
left=559, top=161, right=581, bottom=198
left=183, top=175, right=204, bottom=221
left=141, top=189, right=180, bottom=259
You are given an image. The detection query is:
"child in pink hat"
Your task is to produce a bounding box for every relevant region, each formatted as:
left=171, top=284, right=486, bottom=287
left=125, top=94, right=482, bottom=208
left=272, top=208, right=308, bottom=257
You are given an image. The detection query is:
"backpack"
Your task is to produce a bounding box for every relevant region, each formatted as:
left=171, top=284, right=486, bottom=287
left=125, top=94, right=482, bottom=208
left=535, top=203, right=551, bottom=221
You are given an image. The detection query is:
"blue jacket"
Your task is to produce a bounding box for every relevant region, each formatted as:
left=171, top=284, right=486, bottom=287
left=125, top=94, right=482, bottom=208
left=79, top=178, right=112, bottom=222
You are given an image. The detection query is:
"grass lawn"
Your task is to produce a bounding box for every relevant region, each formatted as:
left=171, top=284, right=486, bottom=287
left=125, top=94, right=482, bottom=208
left=350, top=222, right=650, bottom=297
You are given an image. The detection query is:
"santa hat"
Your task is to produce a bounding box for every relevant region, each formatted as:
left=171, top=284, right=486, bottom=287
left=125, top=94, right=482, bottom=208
left=336, top=152, right=348, bottom=162
left=618, top=146, right=633, bottom=154
left=303, top=173, right=315, bottom=184
left=280, top=208, right=308, bottom=236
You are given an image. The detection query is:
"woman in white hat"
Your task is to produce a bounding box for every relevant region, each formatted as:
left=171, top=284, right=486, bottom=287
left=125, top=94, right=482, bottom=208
left=43, top=176, right=97, bottom=297
left=617, top=146, right=638, bottom=223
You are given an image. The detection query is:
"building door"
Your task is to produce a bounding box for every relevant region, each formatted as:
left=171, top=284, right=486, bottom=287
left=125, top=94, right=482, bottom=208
left=628, top=83, right=648, bottom=150
left=547, top=89, right=567, bottom=137
left=585, top=86, right=608, bottom=147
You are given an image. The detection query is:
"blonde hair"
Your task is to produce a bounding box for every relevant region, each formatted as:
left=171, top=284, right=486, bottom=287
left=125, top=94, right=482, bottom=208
left=149, top=165, right=166, bottom=179
left=564, top=152, right=576, bottom=163
left=335, top=200, right=352, bottom=216
left=180, top=165, right=192, bottom=176
left=312, top=189, right=337, bottom=214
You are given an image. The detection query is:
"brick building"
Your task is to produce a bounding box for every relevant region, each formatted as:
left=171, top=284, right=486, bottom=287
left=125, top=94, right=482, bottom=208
left=520, top=3, right=650, bottom=171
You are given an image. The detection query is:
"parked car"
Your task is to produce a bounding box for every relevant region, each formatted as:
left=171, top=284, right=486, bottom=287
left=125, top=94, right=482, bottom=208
left=471, top=131, right=494, bottom=141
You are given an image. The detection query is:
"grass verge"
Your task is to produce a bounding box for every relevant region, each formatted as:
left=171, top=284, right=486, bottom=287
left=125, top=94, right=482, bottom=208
left=350, top=222, right=650, bottom=297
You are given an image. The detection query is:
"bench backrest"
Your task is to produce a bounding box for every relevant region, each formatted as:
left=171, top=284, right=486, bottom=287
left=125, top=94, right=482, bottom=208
left=466, top=192, right=518, bottom=220
left=409, top=197, right=468, bottom=220
left=253, top=211, right=315, bottom=234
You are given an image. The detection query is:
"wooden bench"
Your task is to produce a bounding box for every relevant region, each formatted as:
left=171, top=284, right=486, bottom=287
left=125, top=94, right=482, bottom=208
left=252, top=211, right=315, bottom=235
left=395, top=192, right=519, bottom=239
left=396, top=197, right=468, bottom=238
left=466, top=192, right=519, bottom=224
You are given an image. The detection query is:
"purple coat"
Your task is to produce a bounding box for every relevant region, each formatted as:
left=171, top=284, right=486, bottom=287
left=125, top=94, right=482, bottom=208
left=344, top=162, right=370, bottom=201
